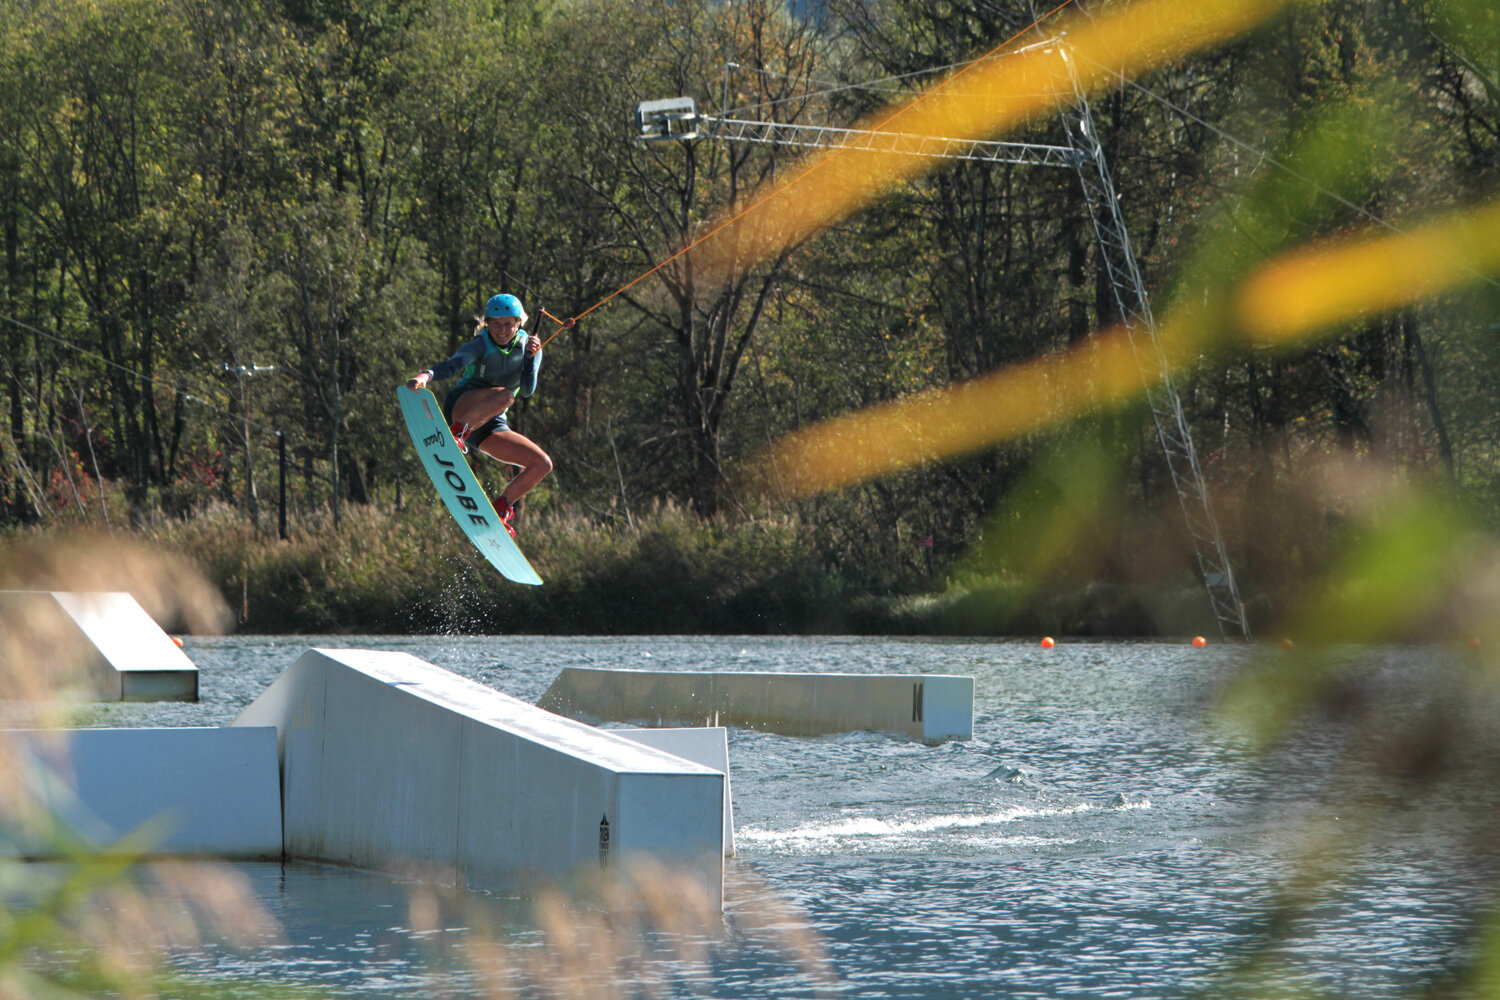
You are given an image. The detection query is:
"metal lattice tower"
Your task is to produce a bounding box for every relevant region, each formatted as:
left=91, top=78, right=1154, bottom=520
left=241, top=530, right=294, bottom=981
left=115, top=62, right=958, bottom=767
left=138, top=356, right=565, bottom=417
left=705, top=117, right=1078, bottom=169
left=1052, top=48, right=1249, bottom=639
left=634, top=51, right=1253, bottom=639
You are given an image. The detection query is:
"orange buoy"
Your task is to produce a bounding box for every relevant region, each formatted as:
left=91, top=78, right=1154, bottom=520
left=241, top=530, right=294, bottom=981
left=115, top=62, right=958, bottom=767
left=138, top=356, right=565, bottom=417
left=171, top=636, right=184, bottom=647
left=1040, top=636, right=1055, bottom=649
left=1192, top=636, right=1207, bottom=648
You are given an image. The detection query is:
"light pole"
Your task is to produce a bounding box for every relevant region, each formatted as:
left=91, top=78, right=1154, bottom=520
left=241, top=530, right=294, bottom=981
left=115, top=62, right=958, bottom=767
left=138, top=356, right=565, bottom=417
left=222, top=362, right=277, bottom=528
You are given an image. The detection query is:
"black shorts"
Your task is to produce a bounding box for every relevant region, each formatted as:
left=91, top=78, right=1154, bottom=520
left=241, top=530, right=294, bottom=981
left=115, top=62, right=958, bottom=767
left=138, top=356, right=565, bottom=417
left=443, top=385, right=510, bottom=449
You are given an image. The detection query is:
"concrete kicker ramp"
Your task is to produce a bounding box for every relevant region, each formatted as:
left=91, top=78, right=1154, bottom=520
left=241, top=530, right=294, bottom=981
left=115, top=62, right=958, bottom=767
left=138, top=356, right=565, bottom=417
left=539, top=668, right=974, bottom=744
left=614, top=727, right=734, bottom=857
left=0, top=591, right=199, bottom=701
left=233, top=649, right=725, bottom=901
left=7, top=726, right=281, bottom=859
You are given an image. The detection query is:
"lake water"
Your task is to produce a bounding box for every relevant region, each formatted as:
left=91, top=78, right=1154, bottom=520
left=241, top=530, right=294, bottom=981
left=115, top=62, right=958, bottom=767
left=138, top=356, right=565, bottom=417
left=69, top=635, right=1488, bottom=999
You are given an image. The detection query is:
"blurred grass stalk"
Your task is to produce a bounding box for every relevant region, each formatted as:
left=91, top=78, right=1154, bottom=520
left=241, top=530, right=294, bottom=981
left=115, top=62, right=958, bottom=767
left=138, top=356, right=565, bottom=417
left=0, top=532, right=279, bottom=998
left=695, top=0, right=1299, bottom=286
left=451, top=861, right=836, bottom=1000
left=0, top=533, right=835, bottom=998
left=760, top=187, right=1500, bottom=496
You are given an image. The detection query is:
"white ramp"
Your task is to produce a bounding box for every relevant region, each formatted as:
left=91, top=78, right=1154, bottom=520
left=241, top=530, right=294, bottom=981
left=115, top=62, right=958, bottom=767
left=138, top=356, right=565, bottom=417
left=233, top=649, right=724, bottom=902
left=7, top=727, right=281, bottom=859
left=0, top=591, right=198, bottom=701
left=540, top=668, right=974, bottom=744
left=614, top=727, right=735, bottom=857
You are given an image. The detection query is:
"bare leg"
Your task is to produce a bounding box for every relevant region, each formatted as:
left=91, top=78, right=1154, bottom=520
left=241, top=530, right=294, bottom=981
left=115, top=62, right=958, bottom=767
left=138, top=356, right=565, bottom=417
left=477, top=430, right=553, bottom=503
left=450, top=386, right=515, bottom=430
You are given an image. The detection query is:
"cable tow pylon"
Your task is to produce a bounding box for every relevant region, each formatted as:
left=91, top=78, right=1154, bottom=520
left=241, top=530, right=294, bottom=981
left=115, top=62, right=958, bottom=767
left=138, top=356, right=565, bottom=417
left=632, top=38, right=1253, bottom=640
left=1054, top=46, right=1250, bottom=640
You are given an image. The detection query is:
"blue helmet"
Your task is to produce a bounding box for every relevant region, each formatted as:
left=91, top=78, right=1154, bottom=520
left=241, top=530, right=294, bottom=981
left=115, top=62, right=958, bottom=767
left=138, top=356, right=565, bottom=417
left=484, top=293, right=525, bottom=320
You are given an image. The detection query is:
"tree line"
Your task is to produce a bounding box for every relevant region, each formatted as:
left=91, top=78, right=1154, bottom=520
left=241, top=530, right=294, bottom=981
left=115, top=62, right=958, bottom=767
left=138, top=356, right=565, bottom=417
left=1, top=0, right=1495, bottom=622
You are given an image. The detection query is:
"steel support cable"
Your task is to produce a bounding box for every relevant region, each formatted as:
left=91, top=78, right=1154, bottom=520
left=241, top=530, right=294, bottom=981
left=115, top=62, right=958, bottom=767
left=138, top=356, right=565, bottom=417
left=721, top=62, right=1067, bottom=119
left=0, top=311, right=276, bottom=436
left=720, top=64, right=952, bottom=119
left=1070, top=51, right=1500, bottom=293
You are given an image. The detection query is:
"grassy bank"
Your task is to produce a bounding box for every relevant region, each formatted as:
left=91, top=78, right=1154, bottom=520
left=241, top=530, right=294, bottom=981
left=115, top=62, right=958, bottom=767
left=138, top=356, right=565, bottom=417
left=48, top=501, right=1216, bottom=637
left=147, top=501, right=886, bottom=634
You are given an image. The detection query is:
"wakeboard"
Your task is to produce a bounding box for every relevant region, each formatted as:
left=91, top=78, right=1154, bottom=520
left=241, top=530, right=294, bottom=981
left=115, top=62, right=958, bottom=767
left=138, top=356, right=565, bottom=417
left=398, top=386, right=543, bottom=586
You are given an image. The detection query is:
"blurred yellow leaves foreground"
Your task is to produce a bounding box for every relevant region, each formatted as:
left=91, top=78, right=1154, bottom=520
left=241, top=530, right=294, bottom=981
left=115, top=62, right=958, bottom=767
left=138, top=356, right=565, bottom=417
left=1235, top=195, right=1500, bottom=344
left=696, top=0, right=1297, bottom=286
left=0, top=534, right=273, bottom=1000
left=535, top=0, right=1496, bottom=523
left=691, top=0, right=1500, bottom=500
left=761, top=190, right=1500, bottom=497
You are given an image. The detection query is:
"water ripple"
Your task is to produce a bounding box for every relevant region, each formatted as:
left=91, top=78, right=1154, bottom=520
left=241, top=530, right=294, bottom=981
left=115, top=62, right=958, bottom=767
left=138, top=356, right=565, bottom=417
left=71, top=635, right=1492, bottom=1000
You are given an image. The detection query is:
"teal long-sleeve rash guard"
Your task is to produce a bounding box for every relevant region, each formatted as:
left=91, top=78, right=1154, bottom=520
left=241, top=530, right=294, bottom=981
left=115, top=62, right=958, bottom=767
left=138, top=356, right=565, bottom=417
left=428, top=330, right=542, bottom=398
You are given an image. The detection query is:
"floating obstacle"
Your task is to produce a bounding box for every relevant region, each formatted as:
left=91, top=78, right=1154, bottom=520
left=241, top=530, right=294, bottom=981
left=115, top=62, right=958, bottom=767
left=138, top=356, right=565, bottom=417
left=614, top=727, right=735, bottom=856
left=0, top=590, right=199, bottom=701
left=7, top=726, right=281, bottom=859
left=234, top=649, right=726, bottom=901
left=539, top=668, right=974, bottom=744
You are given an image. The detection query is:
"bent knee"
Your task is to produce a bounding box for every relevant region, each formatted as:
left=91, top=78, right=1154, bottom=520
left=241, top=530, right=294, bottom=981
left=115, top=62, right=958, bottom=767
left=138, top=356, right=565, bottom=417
left=534, top=451, right=555, bottom=477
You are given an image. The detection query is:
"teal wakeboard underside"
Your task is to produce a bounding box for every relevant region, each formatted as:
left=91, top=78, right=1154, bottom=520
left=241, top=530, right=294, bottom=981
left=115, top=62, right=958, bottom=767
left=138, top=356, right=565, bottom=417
left=398, top=386, right=542, bottom=586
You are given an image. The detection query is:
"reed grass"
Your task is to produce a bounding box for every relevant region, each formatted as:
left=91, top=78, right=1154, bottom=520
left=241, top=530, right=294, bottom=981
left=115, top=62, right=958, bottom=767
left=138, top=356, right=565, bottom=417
left=3, top=497, right=1262, bottom=636
left=128, top=500, right=903, bottom=635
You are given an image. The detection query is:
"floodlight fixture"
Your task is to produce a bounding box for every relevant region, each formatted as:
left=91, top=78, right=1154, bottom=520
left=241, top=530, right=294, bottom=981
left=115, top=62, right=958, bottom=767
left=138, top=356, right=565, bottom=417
left=635, top=97, right=700, bottom=142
